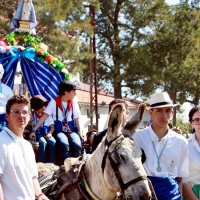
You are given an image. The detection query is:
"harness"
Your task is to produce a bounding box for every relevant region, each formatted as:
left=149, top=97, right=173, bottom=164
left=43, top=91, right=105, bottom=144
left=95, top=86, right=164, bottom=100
left=85, top=134, right=157, bottom=199
left=101, top=135, right=148, bottom=199
left=40, top=135, right=158, bottom=200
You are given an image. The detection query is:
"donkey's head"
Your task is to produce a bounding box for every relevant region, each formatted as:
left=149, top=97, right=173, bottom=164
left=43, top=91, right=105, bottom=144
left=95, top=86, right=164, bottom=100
left=102, top=103, right=151, bottom=200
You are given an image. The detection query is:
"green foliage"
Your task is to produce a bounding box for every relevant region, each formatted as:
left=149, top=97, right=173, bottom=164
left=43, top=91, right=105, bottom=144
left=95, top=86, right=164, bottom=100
left=92, top=0, right=169, bottom=98
left=6, top=32, right=43, bottom=47
left=175, top=118, right=191, bottom=134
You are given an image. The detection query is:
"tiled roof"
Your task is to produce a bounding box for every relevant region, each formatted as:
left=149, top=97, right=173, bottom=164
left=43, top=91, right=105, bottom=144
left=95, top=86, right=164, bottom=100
left=76, top=82, right=139, bottom=108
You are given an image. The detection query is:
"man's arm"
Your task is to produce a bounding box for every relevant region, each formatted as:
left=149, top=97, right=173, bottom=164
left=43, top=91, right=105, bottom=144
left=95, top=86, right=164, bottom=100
left=74, top=118, right=81, bottom=133
left=29, top=113, right=49, bottom=141
left=32, top=178, right=49, bottom=200
left=45, top=124, right=55, bottom=140
left=182, top=182, right=199, bottom=200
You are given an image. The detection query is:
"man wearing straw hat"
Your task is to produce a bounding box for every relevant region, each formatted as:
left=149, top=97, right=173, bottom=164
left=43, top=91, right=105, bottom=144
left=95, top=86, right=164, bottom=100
left=133, top=92, right=188, bottom=200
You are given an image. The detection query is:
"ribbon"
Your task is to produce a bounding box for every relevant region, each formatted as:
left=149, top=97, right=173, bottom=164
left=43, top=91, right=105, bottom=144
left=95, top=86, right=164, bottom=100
left=35, top=111, right=42, bottom=119
left=55, top=96, right=73, bottom=112
left=5, top=46, right=36, bottom=73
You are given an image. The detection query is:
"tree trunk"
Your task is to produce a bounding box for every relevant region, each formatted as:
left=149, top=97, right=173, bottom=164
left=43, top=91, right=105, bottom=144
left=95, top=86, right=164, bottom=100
left=114, top=81, right=122, bottom=98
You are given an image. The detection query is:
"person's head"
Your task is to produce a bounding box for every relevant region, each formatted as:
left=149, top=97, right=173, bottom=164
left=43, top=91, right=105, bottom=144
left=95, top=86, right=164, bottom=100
left=148, top=92, right=177, bottom=128
left=188, top=106, right=200, bottom=133
left=30, top=95, right=48, bottom=113
left=6, top=95, right=31, bottom=129
left=58, top=80, right=80, bottom=100
left=86, top=129, right=97, bottom=146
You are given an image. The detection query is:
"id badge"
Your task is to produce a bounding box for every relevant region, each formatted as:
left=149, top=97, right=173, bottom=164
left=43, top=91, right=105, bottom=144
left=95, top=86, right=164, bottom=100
left=62, top=117, right=70, bottom=133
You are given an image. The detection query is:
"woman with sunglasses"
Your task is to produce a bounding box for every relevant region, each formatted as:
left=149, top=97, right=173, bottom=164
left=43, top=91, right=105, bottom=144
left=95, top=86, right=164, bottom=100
left=182, top=106, right=200, bottom=200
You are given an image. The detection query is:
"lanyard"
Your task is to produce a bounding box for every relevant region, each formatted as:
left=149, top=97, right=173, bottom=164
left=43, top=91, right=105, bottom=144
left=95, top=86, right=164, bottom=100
left=62, top=103, right=68, bottom=121
left=62, top=103, right=68, bottom=116
left=152, top=139, right=168, bottom=172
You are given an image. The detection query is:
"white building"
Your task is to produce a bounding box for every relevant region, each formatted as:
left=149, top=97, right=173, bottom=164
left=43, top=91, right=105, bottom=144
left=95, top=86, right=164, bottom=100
left=76, top=82, right=150, bottom=135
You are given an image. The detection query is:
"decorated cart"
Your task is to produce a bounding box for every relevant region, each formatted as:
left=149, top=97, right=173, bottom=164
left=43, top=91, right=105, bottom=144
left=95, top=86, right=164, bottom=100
left=0, top=32, right=70, bottom=101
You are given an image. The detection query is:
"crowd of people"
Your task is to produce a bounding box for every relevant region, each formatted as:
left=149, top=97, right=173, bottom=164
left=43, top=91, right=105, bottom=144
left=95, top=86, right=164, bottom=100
left=0, top=77, right=199, bottom=199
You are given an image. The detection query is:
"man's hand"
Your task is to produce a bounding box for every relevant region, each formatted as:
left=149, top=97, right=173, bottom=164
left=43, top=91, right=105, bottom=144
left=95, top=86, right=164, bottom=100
left=37, top=193, right=49, bottom=200
left=45, top=133, right=52, bottom=140
left=29, top=132, right=36, bottom=142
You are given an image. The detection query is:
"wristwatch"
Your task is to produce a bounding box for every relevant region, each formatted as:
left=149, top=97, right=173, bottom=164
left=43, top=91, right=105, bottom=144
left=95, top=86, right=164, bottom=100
left=32, top=130, right=36, bottom=133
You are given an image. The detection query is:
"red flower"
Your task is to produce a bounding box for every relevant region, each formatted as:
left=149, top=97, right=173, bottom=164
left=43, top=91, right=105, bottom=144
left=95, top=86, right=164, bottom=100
left=45, top=55, right=51, bottom=62
left=37, top=49, right=43, bottom=55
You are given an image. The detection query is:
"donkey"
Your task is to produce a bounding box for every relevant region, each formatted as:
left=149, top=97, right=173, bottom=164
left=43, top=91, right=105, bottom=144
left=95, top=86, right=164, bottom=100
left=39, top=103, right=151, bottom=200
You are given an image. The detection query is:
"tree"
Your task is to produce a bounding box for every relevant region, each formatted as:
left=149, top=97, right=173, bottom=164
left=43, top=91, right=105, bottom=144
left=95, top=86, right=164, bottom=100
left=0, top=0, right=18, bottom=36
left=146, top=4, right=200, bottom=100
left=139, top=3, right=200, bottom=124
left=90, top=0, right=169, bottom=98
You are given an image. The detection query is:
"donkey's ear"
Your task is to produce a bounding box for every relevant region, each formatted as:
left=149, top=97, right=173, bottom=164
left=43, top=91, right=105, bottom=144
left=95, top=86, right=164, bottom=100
left=122, top=103, right=146, bottom=137
left=107, top=103, right=125, bottom=141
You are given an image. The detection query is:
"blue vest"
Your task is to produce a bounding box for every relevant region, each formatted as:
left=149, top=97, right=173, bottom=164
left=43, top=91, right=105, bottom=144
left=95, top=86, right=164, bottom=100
left=148, top=176, right=181, bottom=200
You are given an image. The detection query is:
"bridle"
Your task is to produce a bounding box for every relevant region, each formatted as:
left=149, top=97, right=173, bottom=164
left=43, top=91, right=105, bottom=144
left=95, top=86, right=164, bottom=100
left=101, top=135, right=148, bottom=199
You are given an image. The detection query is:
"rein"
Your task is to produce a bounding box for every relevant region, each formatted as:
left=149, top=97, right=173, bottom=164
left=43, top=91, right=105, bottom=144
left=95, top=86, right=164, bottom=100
left=147, top=179, right=158, bottom=200
left=101, top=135, right=121, bottom=173
left=82, top=173, right=99, bottom=200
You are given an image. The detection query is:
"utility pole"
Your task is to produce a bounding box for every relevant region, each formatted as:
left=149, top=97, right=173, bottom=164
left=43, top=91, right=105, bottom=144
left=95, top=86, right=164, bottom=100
left=85, top=5, right=98, bottom=131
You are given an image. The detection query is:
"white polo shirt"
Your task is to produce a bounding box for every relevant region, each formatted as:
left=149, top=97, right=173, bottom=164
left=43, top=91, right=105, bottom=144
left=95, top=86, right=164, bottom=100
left=187, top=133, right=200, bottom=184
left=0, top=83, right=13, bottom=114
left=133, top=126, right=188, bottom=178
left=44, top=97, right=81, bottom=121
left=0, top=128, right=38, bottom=200
left=32, top=113, right=54, bottom=127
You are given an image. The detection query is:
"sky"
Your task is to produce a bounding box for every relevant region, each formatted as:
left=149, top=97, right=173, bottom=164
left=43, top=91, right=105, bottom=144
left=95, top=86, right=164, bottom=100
left=165, top=0, right=180, bottom=5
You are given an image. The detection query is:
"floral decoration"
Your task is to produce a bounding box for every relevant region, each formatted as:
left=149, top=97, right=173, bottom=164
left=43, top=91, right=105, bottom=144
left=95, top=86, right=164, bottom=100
left=0, top=32, right=71, bottom=80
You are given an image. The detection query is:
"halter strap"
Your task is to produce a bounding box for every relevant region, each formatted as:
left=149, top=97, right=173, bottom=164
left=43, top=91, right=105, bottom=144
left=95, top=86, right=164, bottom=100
left=101, top=134, right=149, bottom=197
left=101, top=135, right=122, bottom=173
left=109, top=152, right=147, bottom=193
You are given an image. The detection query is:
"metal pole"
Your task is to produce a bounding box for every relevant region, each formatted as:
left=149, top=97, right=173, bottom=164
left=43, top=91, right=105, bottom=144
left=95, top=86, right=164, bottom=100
left=88, top=5, right=98, bottom=131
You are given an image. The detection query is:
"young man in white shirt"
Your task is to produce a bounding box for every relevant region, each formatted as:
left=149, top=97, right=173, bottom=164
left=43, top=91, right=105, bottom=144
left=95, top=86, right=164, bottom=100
left=29, top=80, right=82, bottom=162
left=0, top=95, right=49, bottom=200
left=133, top=92, right=188, bottom=200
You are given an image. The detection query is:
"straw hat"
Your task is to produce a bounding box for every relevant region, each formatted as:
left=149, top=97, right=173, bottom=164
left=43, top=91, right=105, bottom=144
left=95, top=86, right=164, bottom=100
left=147, top=92, right=177, bottom=110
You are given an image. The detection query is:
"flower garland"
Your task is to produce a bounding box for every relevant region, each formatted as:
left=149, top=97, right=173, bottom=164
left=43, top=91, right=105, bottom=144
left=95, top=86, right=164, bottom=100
left=0, top=32, right=71, bottom=80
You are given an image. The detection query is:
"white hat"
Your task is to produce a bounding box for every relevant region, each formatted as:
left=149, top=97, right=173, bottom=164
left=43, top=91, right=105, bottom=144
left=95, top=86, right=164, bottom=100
left=147, top=92, right=177, bottom=110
